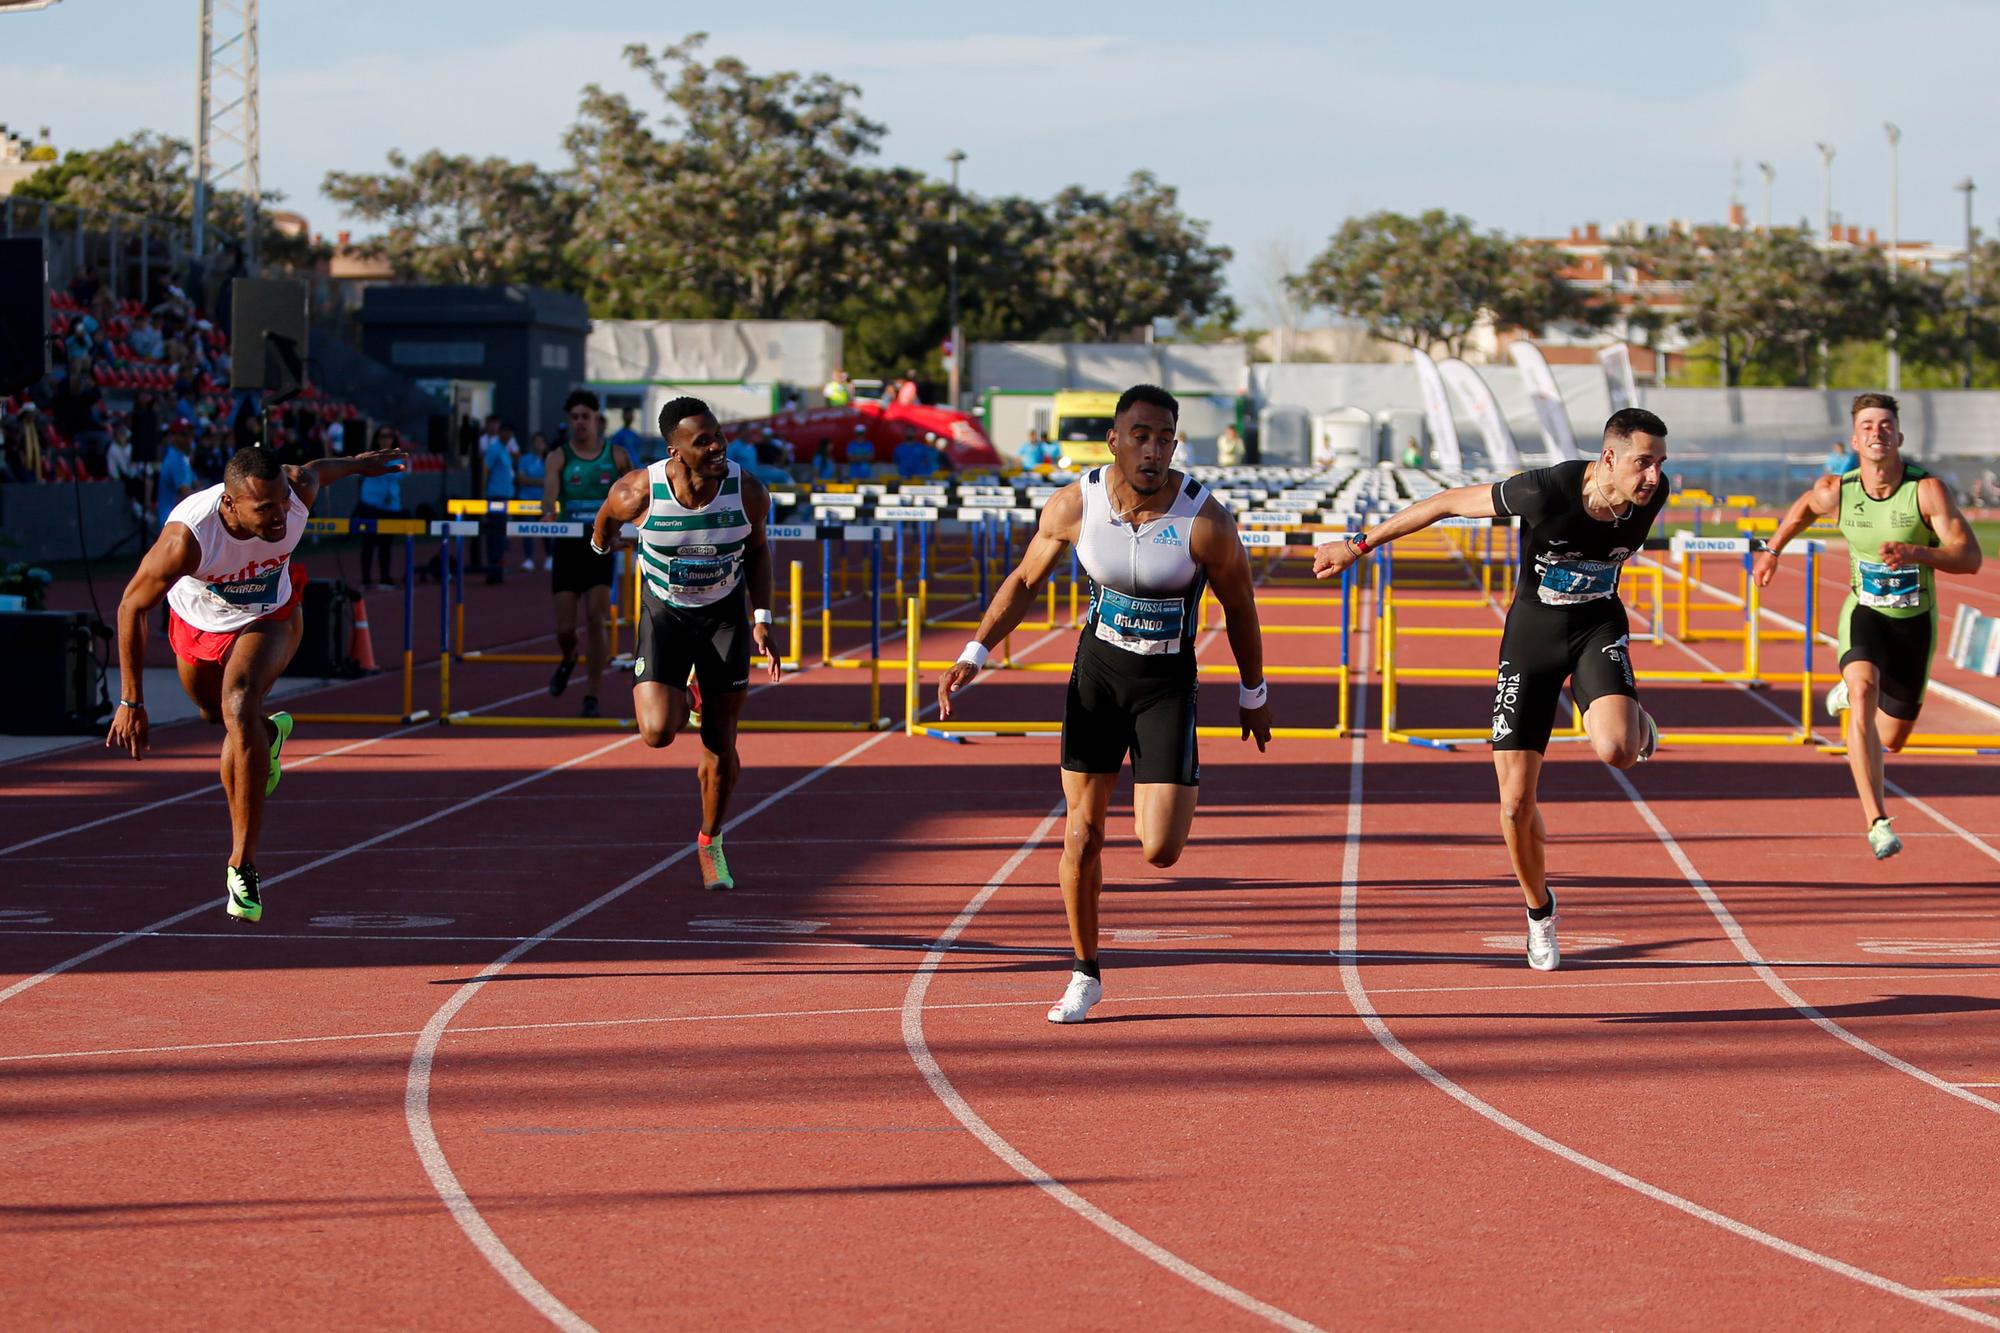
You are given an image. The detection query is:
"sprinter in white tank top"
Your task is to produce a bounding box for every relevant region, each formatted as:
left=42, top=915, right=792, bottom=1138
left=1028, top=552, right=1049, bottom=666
left=590, top=397, right=783, bottom=893
left=106, top=439, right=409, bottom=924
left=937, top=385, right=1273, bottom=1024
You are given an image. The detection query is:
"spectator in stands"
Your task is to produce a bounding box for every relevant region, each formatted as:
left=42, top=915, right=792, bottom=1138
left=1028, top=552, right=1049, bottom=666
left=1216, top=424, right=1246, bottom=467
left=89, top=282, right=118, bottom=328
left=1017, top=429, right=1053, bottom=468
left=480, top=424, right=516, bottom=582
left=516, top=431, right=553, bottom=571
left=1825, top=438, right=1860, bottom=475
left=756, top=426, right=792, bottom=470
left=0, top=405, right=34, bottom=482
left=192, top=423, right=230, bottom=483
left=846, top=422, right=876, bottom=479
left=53, top=357, right=108, bottom=469
left=128, top=312, right=165, bottom=362
left=813, top=438, right=837, bottom=480
left=608, top=407, right=642, bottom=460
left=104, top=423, right=145, bottom=522
left=68, top=266, right=101, bottom=308
left=893, top=425, right=937, bottom=479
left=151, top=281, right=192, bottom=336
left=155, top=420, right=197, bottom=530
left=127, top=391, right=160, bottom=466
left=354, top=424, right=406, bottom=590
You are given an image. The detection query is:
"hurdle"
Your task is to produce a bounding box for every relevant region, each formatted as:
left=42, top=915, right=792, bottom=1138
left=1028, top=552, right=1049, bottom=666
left=287, top=515, right=432, bottom=725
left=445, top=499, right=640, bottom=665
left=904, top=530, right=1356, bottom=742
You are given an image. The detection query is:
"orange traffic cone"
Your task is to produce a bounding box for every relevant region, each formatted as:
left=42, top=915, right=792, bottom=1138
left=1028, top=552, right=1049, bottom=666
left=348, top=592, right=380, bottom=672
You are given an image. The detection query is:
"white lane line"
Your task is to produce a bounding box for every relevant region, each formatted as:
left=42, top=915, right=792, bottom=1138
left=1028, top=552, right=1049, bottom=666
left=0, top=683, right=550, bottom=859
left=15, top=967, right=2000, bottom=1066
left=1609, top=766, right=2000, bottom=1118
left=1339, top=613, right=2000, bottom=1328
left=405, top=727, right=896, bottom=1333
left=0, top=728, right=639, bottom=1008
left=900, top=804, right=1322, bottom=1332
left=403, top=618, right=1072, bottom=1328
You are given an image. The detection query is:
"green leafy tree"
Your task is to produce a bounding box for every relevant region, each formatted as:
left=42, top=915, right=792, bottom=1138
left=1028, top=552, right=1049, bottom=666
left=321, top=150, right=579, bottom=287
left=1291, top=210, right=1595, bottom=357
left=1036, top=171, right=1234, bottom=340
left=565, top=33, right=897, bottom=319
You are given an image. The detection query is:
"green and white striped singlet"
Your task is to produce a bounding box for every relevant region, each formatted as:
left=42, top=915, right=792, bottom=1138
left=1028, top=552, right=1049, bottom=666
left=638, top=460, right=753, bottom=608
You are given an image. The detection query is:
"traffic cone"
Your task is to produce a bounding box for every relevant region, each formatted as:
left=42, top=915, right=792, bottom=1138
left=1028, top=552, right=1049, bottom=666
left=348, top=591, right=380, bottom=672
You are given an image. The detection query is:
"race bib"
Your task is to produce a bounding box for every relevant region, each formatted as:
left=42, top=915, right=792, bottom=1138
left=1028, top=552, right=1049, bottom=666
left=205, top=566, right=284, bottom=609
left=1855, top=558, right=1922, bottom=609
left=1093, top=588, right=1184, bottom=655
left=1536, top=557, right=1621, bottom=606
left=666, top=547, right=740, bottom=592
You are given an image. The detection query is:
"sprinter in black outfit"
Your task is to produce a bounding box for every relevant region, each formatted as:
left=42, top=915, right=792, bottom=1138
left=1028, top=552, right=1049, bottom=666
left=1315, top=408, right=1671, bottom=972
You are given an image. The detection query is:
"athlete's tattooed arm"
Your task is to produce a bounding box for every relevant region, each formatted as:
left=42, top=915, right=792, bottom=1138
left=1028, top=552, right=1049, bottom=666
left=937, top=484, right=1081, bottom=719
left=1194, top=496, right=1273, bottom=750
left=1313, top=481, right=1499, bottom=580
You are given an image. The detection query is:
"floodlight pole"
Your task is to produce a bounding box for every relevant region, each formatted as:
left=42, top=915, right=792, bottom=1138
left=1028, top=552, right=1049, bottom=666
left=1885, top=123, right=1901, bottom=391
left=946, top=149, right=966, bottom=409
left=1816, top=141, right=1835, bottom=239
left=1758, top=162, right=1775, bottom=230
left=1957, top=177, right=1977, bottom=389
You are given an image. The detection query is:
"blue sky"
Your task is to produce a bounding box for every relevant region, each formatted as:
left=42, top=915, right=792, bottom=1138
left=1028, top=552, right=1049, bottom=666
left=8, top=0, right=1996, bottom=320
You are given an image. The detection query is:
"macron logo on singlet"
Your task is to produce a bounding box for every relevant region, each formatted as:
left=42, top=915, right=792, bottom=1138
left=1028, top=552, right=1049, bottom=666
left=1151, top=523, right=1184, bottom=546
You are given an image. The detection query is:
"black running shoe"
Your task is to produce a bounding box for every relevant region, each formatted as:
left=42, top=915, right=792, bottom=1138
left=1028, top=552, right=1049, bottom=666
left=581, top=694, right=600, bottom=719
left=549, top=654, right=577, bottom=697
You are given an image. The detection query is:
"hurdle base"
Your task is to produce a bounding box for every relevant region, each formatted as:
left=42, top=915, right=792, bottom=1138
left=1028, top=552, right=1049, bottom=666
left=290, top=710, right=433, bottom=726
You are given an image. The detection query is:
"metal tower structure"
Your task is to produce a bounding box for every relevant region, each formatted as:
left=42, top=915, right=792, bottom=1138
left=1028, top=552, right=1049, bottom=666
left=193, top=0, right=259, bottom=268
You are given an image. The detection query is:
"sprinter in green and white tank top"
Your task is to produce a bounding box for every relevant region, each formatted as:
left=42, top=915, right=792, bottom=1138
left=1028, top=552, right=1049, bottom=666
left=592, top=396, right=782, bottom=893
left=1755, top=392, right=1983, bottom=859
left=541, top=389, right=635, bottom=718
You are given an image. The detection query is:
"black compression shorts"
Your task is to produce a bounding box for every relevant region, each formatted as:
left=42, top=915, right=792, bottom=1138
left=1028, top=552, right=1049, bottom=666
left=550, top=538, right=616, bottom=595
left=1839, top=604, right=1935, bottom=721
left=1491, top=604, right=1638, bottom=753
left=1059, top=639, right=1199, bottom=786
left=633, top=587, right=752, bottom=695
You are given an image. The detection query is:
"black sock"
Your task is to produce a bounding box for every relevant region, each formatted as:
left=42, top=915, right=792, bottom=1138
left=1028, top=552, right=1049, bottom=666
left=1527, top=890, right=1556, bottom=921
left=1073, top=956, right=1101, bottom=980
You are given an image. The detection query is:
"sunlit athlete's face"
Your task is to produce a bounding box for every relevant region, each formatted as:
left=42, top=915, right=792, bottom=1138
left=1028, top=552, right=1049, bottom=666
left=1599, top=431, right=1668, bottom=508
left=672, top=415, right=729, bottom=479
left=221, top=475, right=291, bottom=541
left=1108, top=403, right=1179, bottom=496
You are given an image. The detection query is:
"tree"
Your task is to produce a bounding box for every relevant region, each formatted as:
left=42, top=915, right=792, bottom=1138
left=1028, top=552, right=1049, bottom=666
left=1035, top=172, right=1234, bottom=340
left=321, top=150, right=579, bottom=287
left=1290, top=209, right=1594, bottom=358
left=565, top=33, right=897, bottom=319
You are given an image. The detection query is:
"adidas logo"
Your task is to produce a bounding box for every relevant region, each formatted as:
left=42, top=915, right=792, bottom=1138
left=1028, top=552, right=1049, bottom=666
left=1152, top=523, right=1184, bottom=546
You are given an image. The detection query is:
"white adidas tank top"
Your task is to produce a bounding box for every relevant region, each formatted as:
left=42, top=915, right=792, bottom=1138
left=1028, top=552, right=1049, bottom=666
left=636, top=459, right=754, bottom=609
left=163, top=482, right=310, bottom=633
left=1074, top=467, right=1208, bottom=657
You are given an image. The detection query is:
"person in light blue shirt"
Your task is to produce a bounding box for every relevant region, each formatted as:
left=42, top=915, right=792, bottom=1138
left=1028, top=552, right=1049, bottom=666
left=354, top=423, right=406, bottom=588
left=1825, top=439, right=1860, bottom=475
left=154, top=422, right=197, bottom=531
left=846, top=424, right=876, bottom=480
left=1018, top=430, right=1058, bottom=468
left=515, top=431, right=552, bottom=571
left=480, top=428, right=516, bottom=580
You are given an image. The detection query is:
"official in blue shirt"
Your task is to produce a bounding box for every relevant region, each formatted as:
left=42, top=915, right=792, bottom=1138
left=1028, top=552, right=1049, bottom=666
left=154, top=422, right=197, bottom=531
left=354, top=423, right=407, bottom=588
left=480, top=430, right=516, bottom=580
left=893, top=428, right=939, bottom=479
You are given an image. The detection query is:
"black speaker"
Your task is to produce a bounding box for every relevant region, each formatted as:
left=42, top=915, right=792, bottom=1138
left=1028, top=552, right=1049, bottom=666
left=229, top=277, right=308, bottom=400
left=0, top=610, right=100, bottom=734
left=285, top=580, right=358, bottom=678
left=0, top=237, right=48, bottom=395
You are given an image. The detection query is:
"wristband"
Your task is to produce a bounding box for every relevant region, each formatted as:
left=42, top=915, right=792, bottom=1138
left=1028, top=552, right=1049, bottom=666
left=753, top=608, right=773, bottom=626
left=589, top=535, right=610, bottom=555
left=1238, top=680, right=1268, bottom=710
left=957, top=640, right=990, bottom=670
left=118, top=699, right=145, bottom=711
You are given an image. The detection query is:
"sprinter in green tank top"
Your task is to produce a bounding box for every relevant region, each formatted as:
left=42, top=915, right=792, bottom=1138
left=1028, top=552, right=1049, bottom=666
left=1756, top=392, right=1983, bottom=859
left=541, top=389, right=634, bottom=717
left=592, top=397, right=782, bottom=892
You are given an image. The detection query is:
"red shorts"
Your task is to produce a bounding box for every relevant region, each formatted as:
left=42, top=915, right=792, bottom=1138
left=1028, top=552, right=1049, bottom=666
left=168, top=563, right=309, bottom=666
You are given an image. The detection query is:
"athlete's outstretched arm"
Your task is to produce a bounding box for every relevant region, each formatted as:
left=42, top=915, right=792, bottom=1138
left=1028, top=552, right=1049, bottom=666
left=1753, top=475, right=1840, bottom=586
left=286, top=448, right=408, bottom=511
left=740, top=476, right=782, bottom=681
left=105, top=524, right=202, bottom=759
left=590, top=468, right=649, bottom=553
left=1313, top=482, right=1498, bottom=580
left=1194, top=498, right=1273, bottom=750
left=1896, top=475, right=1984, bottom=575
left=936, top=485, right=1081, bottom=719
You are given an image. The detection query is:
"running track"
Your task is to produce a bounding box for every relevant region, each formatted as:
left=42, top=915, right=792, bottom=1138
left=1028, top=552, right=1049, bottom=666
left=4, top=557, right=2000, bottom=1328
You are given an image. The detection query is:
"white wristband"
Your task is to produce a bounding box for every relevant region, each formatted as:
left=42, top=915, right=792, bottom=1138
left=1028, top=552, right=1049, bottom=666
left=589, top=535, right=610, bottom=556
left=1238, top=680, right=1268, bottom=710
left=753, top=608, right=773, bottom=626
left=957, top=640, right=990, bottom=670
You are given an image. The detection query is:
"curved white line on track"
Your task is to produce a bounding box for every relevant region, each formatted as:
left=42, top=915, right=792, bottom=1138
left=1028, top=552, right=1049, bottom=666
left=899, top=802, right=1323, bottom=1332
left=1609, top=767, right=2000, bottom=1117
left=405, top=728, right=894, bottom=1332
left=1336, top=647, right=2000, bottom=1326
left=404, top=618, right=1069, bottom=1327
left=0, top=727, right=640, bottom=1007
